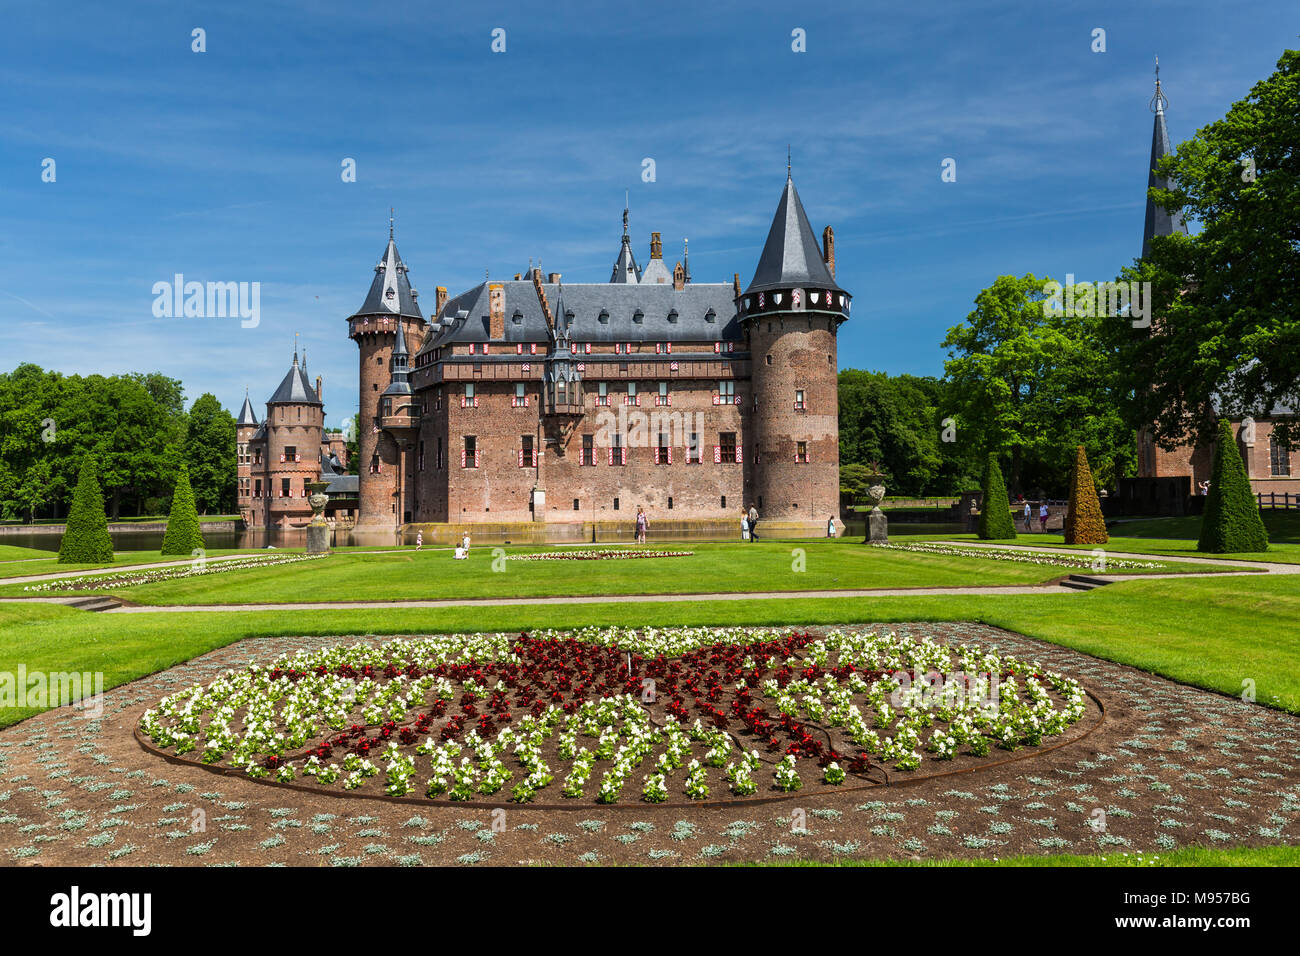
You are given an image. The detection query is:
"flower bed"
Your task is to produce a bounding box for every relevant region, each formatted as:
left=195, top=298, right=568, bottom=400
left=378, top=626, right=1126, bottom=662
left=871, top=542, right=1164, bottom=570
left=23, top=553, right=328, bottom=593
left=139, top=626, right=1090, bottom=805
left=506, top=549, right=693, bottom=562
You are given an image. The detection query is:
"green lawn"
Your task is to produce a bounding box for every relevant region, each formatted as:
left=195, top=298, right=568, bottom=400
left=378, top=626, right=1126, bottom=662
left=904, top=511, right=1300, bottom=563
left=0, top=539, right=1233, bottom=603
left=0, top=547, right=276, bottom=578
left=765, top=845, right=1300, bottom=866
left=1, top=571, right=1297, bottom=728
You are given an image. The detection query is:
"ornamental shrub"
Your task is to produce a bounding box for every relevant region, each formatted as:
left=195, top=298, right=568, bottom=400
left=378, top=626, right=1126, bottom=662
left=58, top=457, right=115, bottom=564
left=977, top=453, right=1016, bottom=540
left=1198, top=419, right=1268, bottom=553
left=1063, top=446, right=1108, bottom=545
left=161, top=465, right=205, bottom=556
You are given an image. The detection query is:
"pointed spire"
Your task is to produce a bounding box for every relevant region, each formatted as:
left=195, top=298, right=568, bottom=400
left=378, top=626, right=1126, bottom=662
left=683, top=238, right=691, bottom=284
left=269, top=349, right=323, bottom=406
left=744, top=173, right=842, bottom=295
left=349, top=217, right=424, bottom=320
left=384, top=320, right=413, bottom=398
left=610, top=200, right=642, bottom=283
left=1142, top=58, right=1187, bottom=259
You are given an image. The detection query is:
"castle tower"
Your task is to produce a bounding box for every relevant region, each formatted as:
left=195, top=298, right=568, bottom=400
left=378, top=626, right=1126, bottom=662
left=235, top=391, right=258, bottom=526
left=741, top=171, right=851, bottom=529
left=347, top=217, right=425, bottom=528
left=264, top=351, right=324, bottom=528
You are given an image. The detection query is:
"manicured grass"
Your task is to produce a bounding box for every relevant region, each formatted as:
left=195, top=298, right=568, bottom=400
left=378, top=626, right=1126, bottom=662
left=0, top=539, right=1222, bottom=603
left=0, top=545, right=57, bottom=562
left=762, top=845, right=1300, bottom=866
left=0, top=548, right=277, bottom=579
left=1, top=572, right=1297, bottom=728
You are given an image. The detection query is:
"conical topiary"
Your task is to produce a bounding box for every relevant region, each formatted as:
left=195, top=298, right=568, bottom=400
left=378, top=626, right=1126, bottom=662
left=977, top=452, right=1017, bottom=540
left=1198, top=419, right=1268, bottom=553
left=58, top=457, right=115, bottom=564
left=1063, top=446, right=1108, bottom=545
left=161, top=464, right=206, bottom=556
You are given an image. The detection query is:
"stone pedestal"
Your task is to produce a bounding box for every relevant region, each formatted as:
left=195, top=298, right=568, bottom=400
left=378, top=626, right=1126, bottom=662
left=867, top=509, right=888, bottom=543
left=306, top=523, right=331, bottom=554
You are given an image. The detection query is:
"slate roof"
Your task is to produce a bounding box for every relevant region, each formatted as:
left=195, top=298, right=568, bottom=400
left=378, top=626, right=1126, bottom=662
left=350, top=236, right=424, bottom=320
left=236, top=394, right=258, bottom=426
left=267, top=355, right=322, bottom=405
left=744, top=175, right=841, bottom=296
left=320, top=451, right=358, bottom=495
left=1142, top=77, right=1189, bottom=259
left=415, top=281, right=742, bottom=357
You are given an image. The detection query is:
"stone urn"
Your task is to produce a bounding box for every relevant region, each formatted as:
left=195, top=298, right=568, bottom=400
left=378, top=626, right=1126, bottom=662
left=305, top=480, right=332, bottom=554
left=864, top=483, right=886, bottom=513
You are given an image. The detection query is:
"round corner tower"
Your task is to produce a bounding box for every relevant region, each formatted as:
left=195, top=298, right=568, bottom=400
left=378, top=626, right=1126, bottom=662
left=348, top=227, right=425, bottom=529
left=741, top=175, right=850, bottom=530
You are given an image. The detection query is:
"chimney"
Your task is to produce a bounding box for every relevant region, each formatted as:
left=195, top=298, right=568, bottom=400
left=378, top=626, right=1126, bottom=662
left=650, top=232, right=663, bottom=260
left=548, top=272, right=561, bottom=284
left=435, top=286, right=448, bottom=314
left=532, top=269, right=554, bottom=330
left=488, top=284, right=505, bottom=341
left=513, top=273, right=522, bottom=281
left=315, top=375, right=323, bottom=402
left=672, top=261, right=685, bottom=291
left=822, top=226, right=835, bottom=278
left=733, top=272, right=741, bottom=298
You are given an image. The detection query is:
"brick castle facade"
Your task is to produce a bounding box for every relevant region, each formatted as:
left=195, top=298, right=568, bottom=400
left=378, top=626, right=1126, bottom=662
left=346, top=175, right=851, bottom=534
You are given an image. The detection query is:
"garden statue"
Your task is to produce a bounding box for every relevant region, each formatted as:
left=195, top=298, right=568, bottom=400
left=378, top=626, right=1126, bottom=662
left=863, top=463, right=888, bottom=543
left=306, top=480, right=332, bottom=554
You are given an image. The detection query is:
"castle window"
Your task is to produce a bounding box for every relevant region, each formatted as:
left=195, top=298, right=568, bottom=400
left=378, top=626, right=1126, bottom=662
left=437, top=437, right=444, bottom=470
left=513, top=383, right=528, bottom=407
left=462, top=436, right=479, bottom=468
left=794, top=389, right=805, bottom=411
left=766, top=354, right=773, bottom=365
left=687, top=431, right=701, bottom=463
left=573, top=498, right=580, bottom=511
left=718, top=432, right=737, bottom=463
left=596, top=381, right=609, bottom=406
left=715, top=380, right=735, bottom=405
left=624, top=382, right=639, bottom=406
left=382, top=398, right=392, bottom=417
left=598, top=310, right=609, bottom=324
left=462, top=383, right=477, bottom=408
left=582, top=433, right=595, bottom=466
left=656, top=381, right=670, bottom=406
left=654, top=432, right=672, bottom=465
left=613, top=497, right=620, bottom=511
left=609, top=434, right=626, bottom=466
left=281, top=478, right=290, bottom=498
left=418, top=440, right=425, bottom=471
left=369, top=454, right=380, bottom=474
left=254, top=479, right=262, bottom=498
left=376, top=356, right=382, bottom=365
left=284, top=445, right=298, bottom=463
left=519, top=435, right=536, bottom=468
left=1271, top=436, right=1292, bottom=477
left=796, top=441, right=809, bottom=463
left=668, top=496, right=673, bottom=509
left=633, top=310, right=643, bottom=324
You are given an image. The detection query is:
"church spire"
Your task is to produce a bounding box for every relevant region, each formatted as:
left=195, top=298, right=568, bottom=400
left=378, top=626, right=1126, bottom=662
left=1142, top=57, right=1187, bottom=259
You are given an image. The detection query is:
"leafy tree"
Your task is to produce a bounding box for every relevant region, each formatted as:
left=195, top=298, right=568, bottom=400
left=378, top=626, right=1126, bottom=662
left=186, top=393, right=236, bottom=514
left=160, top=465, right=205, bottom=555
left=943, top=274, right=1133, bottom=496
left=1114, top=50, right=1300, bottom=450
left=58, top=457, right=114, bottom=564
left=977, top=452, right=1016, bottom=540
left=1198, top=419, right=1268, bottom=553
left=1063, top=446, right=1108, bottom=545
left=839, top=463, right=875, bottom=503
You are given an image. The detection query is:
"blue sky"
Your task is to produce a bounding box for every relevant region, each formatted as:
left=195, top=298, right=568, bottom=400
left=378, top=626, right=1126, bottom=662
left=0, top=0, right=1294, bottom=427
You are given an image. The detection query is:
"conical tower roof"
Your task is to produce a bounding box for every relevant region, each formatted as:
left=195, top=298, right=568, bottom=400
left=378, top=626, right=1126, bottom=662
left=1142, top=64, right=1188, bottom=259
left=350, top=219, right=424, bottom=320
left=268, top=352, right=322, bottom=406
left=236, top=391, right=258, bottom=425
left=745, top=173, right=841, bottom=295
left=383, top=319, right=413, bottom=397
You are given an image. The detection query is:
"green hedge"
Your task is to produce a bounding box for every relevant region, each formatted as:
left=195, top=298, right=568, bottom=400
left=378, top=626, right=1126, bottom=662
left=977, top=453, right=1017, bottom=540
left=57, top=458, right=114, bottom=564
left=1198, top=419, right=1268, bottom=553
left=160, top=465, right=206, bottom=556
left=1064, top=445, right=1108, bottom=545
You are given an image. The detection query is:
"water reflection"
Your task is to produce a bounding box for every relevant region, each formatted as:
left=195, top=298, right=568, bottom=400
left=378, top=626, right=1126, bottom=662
left=0, top=527, right=401, bottom=553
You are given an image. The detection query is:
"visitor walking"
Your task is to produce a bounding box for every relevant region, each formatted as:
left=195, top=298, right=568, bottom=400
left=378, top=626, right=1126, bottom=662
left=461, top=533, right=471, bottom=554
left=1023, top=502, right=1031, bottom=532
left=827, top=515, right=836, bottom=537
left=635, top=507, right=648, bottom=544
left=415, top=530, right=423, bottom=551
left=1038, top=503, right=1049, bottom=533
left=741, top=511, right=750, bottom=541
left=747, top=504, right=759, bottom=542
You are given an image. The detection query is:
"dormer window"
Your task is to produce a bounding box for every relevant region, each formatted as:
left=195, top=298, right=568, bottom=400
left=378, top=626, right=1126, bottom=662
left=633, top=310, right=643, bottom=324
left=512, top=310, right=523, bottom=324
left=705, top=308, right=716, bottom=323
left=667, top=309, right=678, bottom=323
left=598, top=309, right=609, bottom=324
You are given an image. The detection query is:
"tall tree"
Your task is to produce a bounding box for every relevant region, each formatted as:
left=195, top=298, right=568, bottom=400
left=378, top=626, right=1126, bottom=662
left=977, top=452, right=1016, bottom=540
left=1112, top=50, right=1300, bottom=449
left=942, top=274, right=1133, bottom=495
left=1063, top=446, right=1108, bottom=545
left=1198, top=419, right=1269, bottom=553
left=161, top=465, right=205, bottom=555
left=185, top=393, right=236, bottom=514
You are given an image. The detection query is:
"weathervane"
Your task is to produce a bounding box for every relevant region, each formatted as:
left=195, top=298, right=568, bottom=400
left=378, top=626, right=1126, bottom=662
left=389, top=207, right=395, bottom=239
left=1149, top=56, right=1168, bottom=114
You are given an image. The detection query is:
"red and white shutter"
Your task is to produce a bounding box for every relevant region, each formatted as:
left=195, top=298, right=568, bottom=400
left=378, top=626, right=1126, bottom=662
left=735, top=445, right=743, bottom=463
left=713, top=445, right=722, bottom=463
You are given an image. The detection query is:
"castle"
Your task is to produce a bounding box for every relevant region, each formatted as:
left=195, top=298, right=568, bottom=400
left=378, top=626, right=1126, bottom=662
left=345, top=173, right=850, bottom=536
left=234, top=361, right=353, bottom=529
